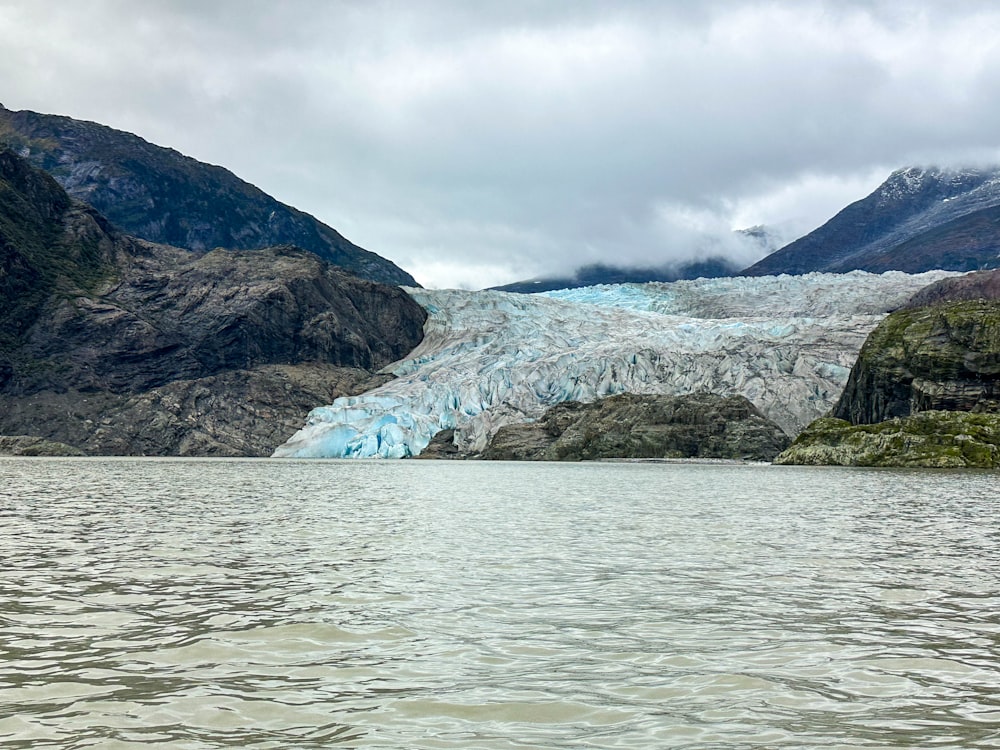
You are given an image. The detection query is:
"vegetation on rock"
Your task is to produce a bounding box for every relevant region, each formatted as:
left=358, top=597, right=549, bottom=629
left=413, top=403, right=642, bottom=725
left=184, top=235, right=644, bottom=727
left=781, top=270, right=1000, bottom=468
left=832, top=299, right=1000, bottom=425
left=774, top=412, right=1000, bottom=468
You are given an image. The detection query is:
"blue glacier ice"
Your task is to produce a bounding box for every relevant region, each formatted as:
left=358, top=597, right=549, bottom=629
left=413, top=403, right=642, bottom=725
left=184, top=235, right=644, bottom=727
left=273, top=270, right=955, bottom=458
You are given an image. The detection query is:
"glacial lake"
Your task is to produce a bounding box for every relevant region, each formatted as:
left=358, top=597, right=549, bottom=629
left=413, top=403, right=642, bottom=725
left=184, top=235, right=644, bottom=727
left=1, top=458, right=999, bottom=749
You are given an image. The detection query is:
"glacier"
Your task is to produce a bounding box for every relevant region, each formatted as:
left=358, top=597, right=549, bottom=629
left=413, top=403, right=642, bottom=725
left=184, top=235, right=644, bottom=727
left=273, top=271, right=954, bottom=458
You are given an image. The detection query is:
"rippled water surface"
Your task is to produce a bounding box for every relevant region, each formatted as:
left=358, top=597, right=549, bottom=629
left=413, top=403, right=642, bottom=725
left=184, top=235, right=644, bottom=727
left=1, top=458, right=999, bottom=749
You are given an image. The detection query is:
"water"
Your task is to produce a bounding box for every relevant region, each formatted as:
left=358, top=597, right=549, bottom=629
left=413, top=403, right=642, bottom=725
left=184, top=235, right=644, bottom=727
left=1, top=458, right=999, bottom=749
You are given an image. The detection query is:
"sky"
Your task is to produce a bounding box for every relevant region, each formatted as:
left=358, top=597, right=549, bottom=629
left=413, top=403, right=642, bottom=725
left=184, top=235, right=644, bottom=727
left=3, top=1, right=1000, bottom=289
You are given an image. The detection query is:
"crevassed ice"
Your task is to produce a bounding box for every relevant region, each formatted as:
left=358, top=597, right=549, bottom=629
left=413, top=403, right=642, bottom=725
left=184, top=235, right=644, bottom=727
left=273, top=271, right=954, bottom=458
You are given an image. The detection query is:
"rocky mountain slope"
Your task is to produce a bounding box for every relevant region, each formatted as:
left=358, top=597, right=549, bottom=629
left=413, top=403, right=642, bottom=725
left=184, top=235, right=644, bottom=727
left=481, top=392, right=790, bottom=461
left=0, top=150, right=426, bottom=455
left=744, top=167, right=1000, bottom=276
left=776, top=269, right=1000, bottom=467
left=274, top=270, right=951, bottom=459
left=0, top=104, right=416, bottom=286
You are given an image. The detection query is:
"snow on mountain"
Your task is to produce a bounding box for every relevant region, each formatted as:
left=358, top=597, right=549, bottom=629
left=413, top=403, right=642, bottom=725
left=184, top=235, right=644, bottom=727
left=273, top=271, right=954, bottom=458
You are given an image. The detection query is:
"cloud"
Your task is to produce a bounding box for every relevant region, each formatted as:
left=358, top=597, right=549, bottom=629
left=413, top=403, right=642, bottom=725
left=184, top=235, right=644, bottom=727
left=4, top=0, right=1000, bottom=286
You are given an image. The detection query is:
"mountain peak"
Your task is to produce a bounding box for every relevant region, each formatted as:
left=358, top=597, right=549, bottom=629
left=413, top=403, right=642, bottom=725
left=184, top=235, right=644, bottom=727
left=0, top=107, right=418, bottom=286
left=743, top=163, right=1000, bottom=276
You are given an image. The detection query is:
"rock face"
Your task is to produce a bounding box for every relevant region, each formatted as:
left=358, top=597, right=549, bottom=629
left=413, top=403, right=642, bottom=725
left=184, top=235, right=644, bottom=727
left=831, top=299, right=1000, bottom=425
left=481, top=393, right=790, bottom=461
left=744, top=166, right=1000, bottom=277
left=413, top=429, right=463, bottom=459
left=0, top=105, right=417, bottom=286
left=274, top=270, right=952, bottom=458
left=903, top=268, right=1000, bottom=308
left=775, top=413, right=1000, bottom=468
left=0, top=151, right=427, bottom=455
left=3, top=364, right=390, bottom=457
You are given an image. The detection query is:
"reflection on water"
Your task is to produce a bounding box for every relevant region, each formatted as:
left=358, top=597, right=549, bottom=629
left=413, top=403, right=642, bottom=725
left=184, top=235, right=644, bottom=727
left=1, top=458, right=999, bottom=748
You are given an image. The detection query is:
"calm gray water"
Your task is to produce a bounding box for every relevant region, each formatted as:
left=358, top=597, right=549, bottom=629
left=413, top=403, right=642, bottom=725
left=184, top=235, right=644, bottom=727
left=1, top=458, right=999, bottom=749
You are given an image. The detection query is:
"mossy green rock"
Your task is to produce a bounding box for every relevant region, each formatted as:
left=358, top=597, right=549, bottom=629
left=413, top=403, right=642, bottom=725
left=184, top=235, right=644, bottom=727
left=833, top=299, right=1000, bottom=424
left=774, top=412, right=1000, bottom=468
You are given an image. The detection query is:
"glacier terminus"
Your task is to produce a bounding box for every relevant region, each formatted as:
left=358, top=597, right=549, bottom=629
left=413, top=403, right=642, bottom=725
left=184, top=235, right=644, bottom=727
left=273, top=271, right=953, bottom=458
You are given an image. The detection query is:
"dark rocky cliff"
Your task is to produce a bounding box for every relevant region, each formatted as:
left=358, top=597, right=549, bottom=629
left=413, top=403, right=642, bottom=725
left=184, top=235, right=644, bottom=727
left=0, top=151, right=426, bottom=455
left=831, top=300, right=1000, bottom=426
left=480, top=392, right=790, bottom=461
left=0, top=105, right=417, bottom=286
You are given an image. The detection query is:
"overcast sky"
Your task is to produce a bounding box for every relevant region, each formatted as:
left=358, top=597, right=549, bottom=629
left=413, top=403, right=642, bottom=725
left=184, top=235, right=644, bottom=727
left=3, top=1, right=1000, bottom=288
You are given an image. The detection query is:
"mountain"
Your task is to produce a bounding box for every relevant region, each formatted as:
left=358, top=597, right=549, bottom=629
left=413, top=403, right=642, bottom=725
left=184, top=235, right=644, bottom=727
left=492, top=226, right=782, bottom=294
left=489, top=257, right=742, bottom=294
left=0, top=104, right=417, bottom=286
left=0, top=150, right=426, bottom=455
left=274, top=270, right=952, bottom=458
left=743, top=166, right=1000, bottom=276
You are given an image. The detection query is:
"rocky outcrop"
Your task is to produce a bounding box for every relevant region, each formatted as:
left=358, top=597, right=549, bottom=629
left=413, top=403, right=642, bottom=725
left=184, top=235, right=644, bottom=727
left=0, top=105, right=417, bottom=286
left=903, top=268, right=1000, bottom=308
left=2, top=365, right=393, bottom=457
left=774, top=413, right=1000, bottom=468
left=777, top=269, right=1000, bottom=468
left=0, top=149, right=118, bottom=346
left=480, top=392, right=790, bottom=461
left=0, top=435, right=84, bottom=456
left=11, top=243, right=425, bottom=396
left=831, top=299, right=1000, bottom=425
left=413, top=429, right=463, bottom=459
left=0, top=151, right=427, bottom=455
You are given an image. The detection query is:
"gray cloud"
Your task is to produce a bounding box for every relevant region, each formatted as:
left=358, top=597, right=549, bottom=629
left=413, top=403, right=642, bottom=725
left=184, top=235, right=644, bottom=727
left=3, top=0, right=1000, bottom=287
